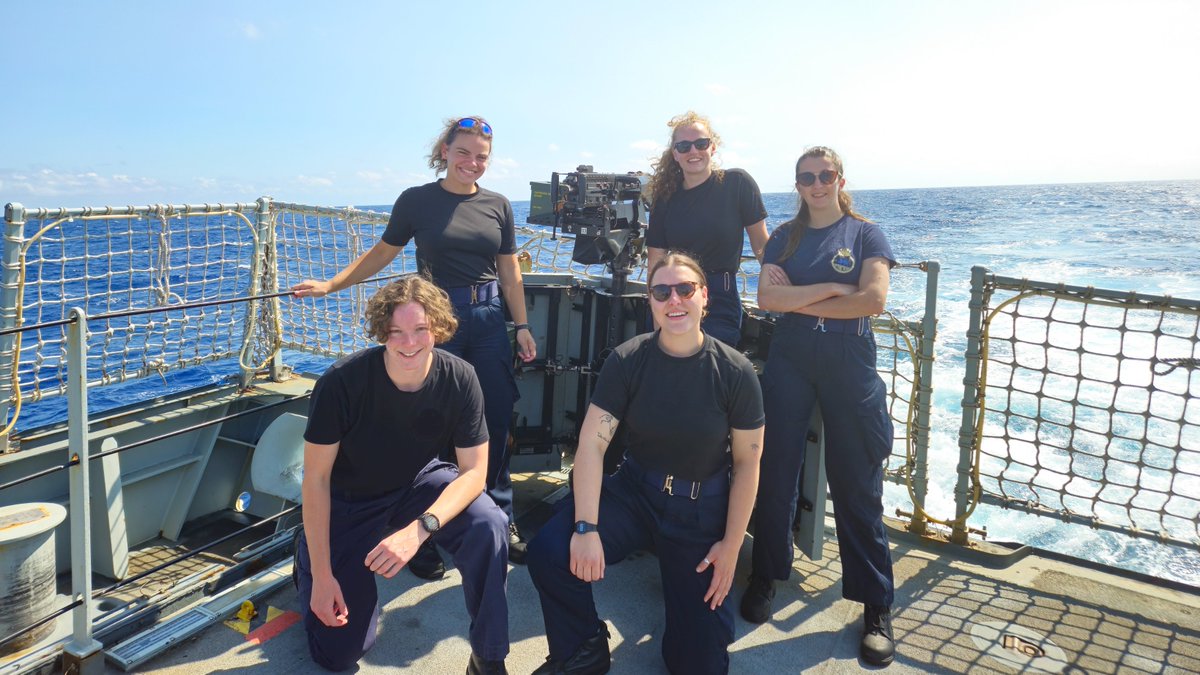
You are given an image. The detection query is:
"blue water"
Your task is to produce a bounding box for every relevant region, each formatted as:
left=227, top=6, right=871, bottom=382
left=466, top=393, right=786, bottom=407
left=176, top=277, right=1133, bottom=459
left=12, top=179, right=1200, bottom=584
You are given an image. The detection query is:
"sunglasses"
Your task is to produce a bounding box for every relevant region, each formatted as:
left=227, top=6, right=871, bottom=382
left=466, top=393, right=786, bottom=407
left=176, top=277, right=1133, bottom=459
left=797, top=170, right=839, bottom=187
left=672, top=137, right=713, bottom=154
left=649, top=281, right=699, bottom=302
left=456, top=117, right=493, bottom=136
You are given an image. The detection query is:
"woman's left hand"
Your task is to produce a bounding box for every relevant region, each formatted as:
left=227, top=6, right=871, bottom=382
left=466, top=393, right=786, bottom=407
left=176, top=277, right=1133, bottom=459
left=516, top=328, right=537, bottom=362
left=696, top=537, right=739, bottom=610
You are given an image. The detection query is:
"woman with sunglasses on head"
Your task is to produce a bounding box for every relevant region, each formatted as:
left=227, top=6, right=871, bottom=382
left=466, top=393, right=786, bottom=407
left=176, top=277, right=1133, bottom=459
left=740, top=146, right=898, bottom=667
left=644, top=111, right=769, bottom=346
left=527, top=252, right=763, bottom=675
left=293, top=117, right=537, bottom=575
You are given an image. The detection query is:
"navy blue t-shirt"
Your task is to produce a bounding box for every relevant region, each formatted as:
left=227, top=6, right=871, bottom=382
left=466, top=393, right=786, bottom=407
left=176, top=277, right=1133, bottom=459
left=304, top=347, right=489, bottom=496
left=646, top=168, right=767, bottom=273
left=762, top=215, right=896, bottom=288
left=382, top=181, right=516, bottom=288
left=589, top=332, right=764, bottom=481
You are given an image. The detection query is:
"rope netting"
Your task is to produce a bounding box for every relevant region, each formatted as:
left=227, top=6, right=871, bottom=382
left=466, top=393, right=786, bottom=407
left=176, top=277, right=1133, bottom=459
left=2, top=206, right=260, bottom=434
left=975, top=283, right=1200, bottom=546
left=874, top=313, right=924, bottom=480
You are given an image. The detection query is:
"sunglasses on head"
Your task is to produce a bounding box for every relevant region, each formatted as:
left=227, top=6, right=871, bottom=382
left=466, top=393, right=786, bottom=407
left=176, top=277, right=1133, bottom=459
left=649, top=281, right=699, bottom=302
left=672, top=137, right=712, bottom=154
left=797, top=170, right=839, bottom=187
left=456, top=117, right=493, bottom=136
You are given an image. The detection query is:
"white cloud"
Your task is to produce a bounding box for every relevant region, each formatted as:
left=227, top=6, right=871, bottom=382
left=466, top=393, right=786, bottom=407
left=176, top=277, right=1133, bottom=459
left=0, top=167, right=163, bottom=200
left=580, top=151, right=594, bottom=159
left=296, top=175, right=334, bottom=187
left=547, top=143, right=560, bottom=152
left=630, top=139, right=659, bottom=151
left=486, top=157, right=519, bottom=179
left=240, top=23, right=261, bottom=39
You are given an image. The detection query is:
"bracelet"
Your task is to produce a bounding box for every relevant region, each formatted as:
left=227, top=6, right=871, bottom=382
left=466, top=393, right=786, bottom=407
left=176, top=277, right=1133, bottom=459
left=514, top=323, right=531, bottom=332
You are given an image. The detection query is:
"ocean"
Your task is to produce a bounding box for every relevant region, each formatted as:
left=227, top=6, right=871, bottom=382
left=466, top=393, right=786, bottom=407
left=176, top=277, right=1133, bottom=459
left=11, top=179, right=1200, bottom=584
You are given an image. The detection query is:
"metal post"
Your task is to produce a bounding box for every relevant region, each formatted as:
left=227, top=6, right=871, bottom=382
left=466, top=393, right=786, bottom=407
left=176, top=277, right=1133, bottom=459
left=238, top=201, right=266, bottom=389
left=952, top=265, right=990, bottom=545
left=257, top=197, right=286, bottom=381
left=907, top=261, right=939, bottom=535
left=0, top=203, right=25, bottom=449
left=64, top=306, right=103, bottom=671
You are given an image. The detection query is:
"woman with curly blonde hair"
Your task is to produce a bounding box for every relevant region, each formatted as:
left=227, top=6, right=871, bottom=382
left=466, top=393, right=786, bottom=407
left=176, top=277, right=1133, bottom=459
left=644, top=111, right=769, bottom=346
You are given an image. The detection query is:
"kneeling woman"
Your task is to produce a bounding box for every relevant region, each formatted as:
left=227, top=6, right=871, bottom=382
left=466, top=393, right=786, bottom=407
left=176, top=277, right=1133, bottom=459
left=527, top=252, right=764, bottom=675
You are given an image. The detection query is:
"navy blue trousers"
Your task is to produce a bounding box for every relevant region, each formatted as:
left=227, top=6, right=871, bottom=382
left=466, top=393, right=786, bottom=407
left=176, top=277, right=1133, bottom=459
left=750, top=318, right=895, bottom=606
left=527, top=461, right=735, bottom=675
left=442, top=295, right=520, bottom=520
left=701, top=271, right=742, bottom=347
left=296, top=460, right=510, bottom=670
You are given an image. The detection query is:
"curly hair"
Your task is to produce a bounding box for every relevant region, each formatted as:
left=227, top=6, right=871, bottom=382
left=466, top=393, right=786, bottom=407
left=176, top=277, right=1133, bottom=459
left=364, top=275, right=458, bottom=344
left=646, top=111, right=724, bottom=209
left=427, top=116, right=493, bottom=175
left=779, top=146, right=872, bottom=261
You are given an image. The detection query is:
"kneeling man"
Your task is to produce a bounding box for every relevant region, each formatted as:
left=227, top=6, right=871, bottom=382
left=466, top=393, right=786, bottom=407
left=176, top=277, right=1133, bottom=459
left=296, top=275, right=510, bottom=673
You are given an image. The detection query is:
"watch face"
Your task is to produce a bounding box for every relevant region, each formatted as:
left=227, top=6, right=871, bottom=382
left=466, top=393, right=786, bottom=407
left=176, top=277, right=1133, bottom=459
left=420, top=513, right=440, bottom=533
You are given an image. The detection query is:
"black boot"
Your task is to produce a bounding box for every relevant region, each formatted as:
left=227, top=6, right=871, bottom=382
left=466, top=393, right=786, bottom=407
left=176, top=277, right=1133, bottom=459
left=861, top=603, right=895, bottom=666
left=739, top=575, right=775, bottom=624
left=466, top=652, right=508, bottom=675
left=508, top=522, right=528, bottom=565
left=531, top=624, right=610, bottom=674
left=407, top=539, right=446, bottom=580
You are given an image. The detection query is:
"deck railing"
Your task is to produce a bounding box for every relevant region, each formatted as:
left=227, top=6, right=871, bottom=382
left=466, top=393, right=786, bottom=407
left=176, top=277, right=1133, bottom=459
left=954, top=266, right=1200, bottom=551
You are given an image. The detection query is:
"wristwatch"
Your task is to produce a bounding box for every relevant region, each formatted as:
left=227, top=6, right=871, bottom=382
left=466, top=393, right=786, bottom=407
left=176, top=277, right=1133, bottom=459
left=574, top=520, right=598, bottom=535
left=418, top=512, right=441, bottom=535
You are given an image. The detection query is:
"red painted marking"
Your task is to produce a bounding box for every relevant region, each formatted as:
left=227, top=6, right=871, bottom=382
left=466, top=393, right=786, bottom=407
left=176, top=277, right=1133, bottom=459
left=245, top=610, right=301, bottom=645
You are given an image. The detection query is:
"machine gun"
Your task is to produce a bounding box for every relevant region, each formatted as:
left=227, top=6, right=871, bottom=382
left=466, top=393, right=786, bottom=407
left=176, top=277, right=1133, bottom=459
left=528, top=166, right=648, bottom=351
left=528, top=166, right=646, bottom=265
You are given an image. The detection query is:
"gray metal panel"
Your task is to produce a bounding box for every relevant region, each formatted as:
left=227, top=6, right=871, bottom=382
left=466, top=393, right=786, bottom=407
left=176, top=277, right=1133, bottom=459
left=794, top=405, right=828, bottom=561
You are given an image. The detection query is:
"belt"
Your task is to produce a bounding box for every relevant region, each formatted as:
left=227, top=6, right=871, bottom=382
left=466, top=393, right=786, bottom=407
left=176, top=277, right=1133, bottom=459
left=622, top=456, right=730, bottom=500
left=446, top=279, right=499, bottom=305
left=788, top=314, right=872, bottom=335
left=705, top=270, right=735, bottom=292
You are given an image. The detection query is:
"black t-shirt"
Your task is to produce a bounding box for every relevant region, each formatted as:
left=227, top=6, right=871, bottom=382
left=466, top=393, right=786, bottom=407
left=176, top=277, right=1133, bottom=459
left=646, top=168, right=767, bottom=272
left=304, top=347, right=489, bottom=496
left=382, top=181, right=516, bottom=288
left=589, top=332, right=764, bottom=481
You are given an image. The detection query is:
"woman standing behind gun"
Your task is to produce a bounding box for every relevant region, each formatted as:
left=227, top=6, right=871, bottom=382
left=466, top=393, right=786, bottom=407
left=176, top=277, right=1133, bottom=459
left=740, top=146, right=899, bottom=667
left=292, top=116, right=536, bottom=571
left=644, top=111, right=769, bottom=346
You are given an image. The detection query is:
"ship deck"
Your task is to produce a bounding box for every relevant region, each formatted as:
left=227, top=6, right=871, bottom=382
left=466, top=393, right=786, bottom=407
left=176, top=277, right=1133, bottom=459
left=132, top=468, right=1200, bottom=675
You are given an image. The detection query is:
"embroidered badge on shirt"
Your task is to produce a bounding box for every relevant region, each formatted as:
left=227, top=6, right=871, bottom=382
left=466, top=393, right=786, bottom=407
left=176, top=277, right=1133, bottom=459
left=831, top=248, right=856, bottom=274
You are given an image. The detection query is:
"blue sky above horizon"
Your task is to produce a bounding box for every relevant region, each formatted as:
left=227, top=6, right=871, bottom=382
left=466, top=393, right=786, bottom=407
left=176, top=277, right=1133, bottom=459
left=2, top=1, right=1198, bottom=208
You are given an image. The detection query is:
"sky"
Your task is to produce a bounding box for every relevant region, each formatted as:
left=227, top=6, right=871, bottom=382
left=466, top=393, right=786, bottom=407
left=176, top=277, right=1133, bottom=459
left=2, top=0, right=1198, bottom=208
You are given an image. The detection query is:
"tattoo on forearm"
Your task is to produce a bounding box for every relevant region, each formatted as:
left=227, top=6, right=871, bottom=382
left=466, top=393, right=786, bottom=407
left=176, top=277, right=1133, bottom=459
left=596, top=414, right=617, bottom=445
